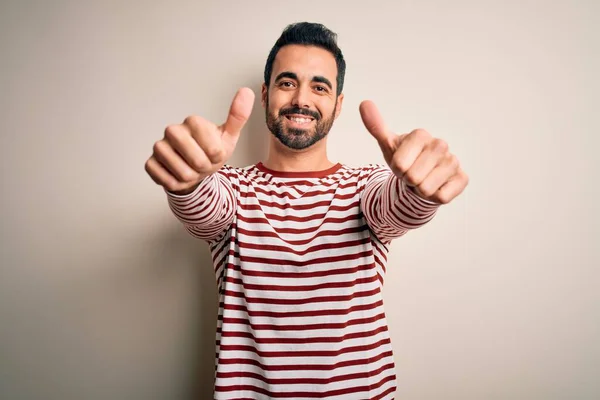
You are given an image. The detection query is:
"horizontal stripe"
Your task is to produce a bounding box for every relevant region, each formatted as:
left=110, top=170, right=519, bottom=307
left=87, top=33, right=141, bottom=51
left=218, top=337, right=391, bottom=359
left=235, top=224, right=369, bottom=246
left=218, top=349, right=394, bottom=371
left=226, top=262, right=375, bottom=279
left=222, top=287, right=381, bottom=306
left=220, top=313, right=386, bottom=333
left=216, top=363, right=394, bottom=389
left=223, top=274, right=378, bottom=292
left=219, top=323, right=388, bottom=344
left=234, top=236, right=370, bottom=256
left=229, top=249, right=373, bottom=268
left=236, top=213, right=362, bottom=234
left=218, top=304, right=388, bottom=336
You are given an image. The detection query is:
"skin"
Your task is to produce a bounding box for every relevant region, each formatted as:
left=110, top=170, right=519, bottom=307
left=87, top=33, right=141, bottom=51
left=360, top=102, right=469, bottom=204
left=145, top=44, right=469, bottom=203
left=261, top=44, right=343, bottom=172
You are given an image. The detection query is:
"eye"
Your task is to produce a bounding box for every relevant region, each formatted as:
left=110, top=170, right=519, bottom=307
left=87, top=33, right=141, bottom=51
left=314, top=85, right=328, bottom=93
left=279, top=81, right=295, bottom=88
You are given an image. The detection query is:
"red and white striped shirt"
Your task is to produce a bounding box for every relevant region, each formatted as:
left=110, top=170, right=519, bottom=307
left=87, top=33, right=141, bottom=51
left=167, top=162, right=439, bottom=399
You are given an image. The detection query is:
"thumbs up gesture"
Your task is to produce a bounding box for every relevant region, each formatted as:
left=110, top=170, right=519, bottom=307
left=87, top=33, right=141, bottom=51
left=145, top=88, right=255, bottom=195
left=360, top=100, right=469, bottom=204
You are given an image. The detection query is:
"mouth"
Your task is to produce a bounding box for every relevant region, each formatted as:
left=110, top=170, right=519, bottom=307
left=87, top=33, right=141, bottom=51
left=284, top=114, right=315, bottom=127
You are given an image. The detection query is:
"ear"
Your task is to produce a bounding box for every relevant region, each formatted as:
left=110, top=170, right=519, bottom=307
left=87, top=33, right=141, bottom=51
left=261, top=83, right=268, bottom=108
left=334, top=93, right=344, bottom=119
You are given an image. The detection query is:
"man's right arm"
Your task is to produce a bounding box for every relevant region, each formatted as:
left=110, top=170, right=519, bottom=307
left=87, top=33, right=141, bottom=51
left=144, top=87, right=254, bottom=241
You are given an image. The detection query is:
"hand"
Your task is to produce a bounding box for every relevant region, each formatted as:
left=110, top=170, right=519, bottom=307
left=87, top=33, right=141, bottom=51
left=359, top=100, right=469, bottom=204
left=145, top=87, right=255, bottom=195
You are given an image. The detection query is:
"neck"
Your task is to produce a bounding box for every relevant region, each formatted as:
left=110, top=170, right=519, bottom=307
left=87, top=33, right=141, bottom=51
left=263, top=135, right=335, bottom=172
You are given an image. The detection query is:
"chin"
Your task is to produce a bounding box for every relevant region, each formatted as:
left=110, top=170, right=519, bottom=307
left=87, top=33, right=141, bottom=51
left=276, top=130, right=327, bottom=151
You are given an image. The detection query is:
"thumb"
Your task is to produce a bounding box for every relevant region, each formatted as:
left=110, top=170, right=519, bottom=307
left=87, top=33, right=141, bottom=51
left=222, top=87, right=255, bottom=138
left=359, top=100, right=391, bottom=145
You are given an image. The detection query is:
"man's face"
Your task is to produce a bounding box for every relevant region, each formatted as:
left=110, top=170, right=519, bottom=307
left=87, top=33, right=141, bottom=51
left=262, top=45, right=344, bottom=150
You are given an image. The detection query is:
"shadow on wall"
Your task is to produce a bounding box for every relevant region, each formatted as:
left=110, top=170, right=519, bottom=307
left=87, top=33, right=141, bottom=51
left=189, top=79, right=268, bottom=397
left=156, top=79, right=268, bottom=398
left=136, top=80, right=269, bottom=399
left=133, top=222, right=218, bottom=400
left=83, top=222, right=221, bottom=399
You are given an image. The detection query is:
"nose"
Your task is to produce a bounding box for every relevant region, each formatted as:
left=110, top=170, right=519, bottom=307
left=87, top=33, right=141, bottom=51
left=291, top=84, right=311, bottom=109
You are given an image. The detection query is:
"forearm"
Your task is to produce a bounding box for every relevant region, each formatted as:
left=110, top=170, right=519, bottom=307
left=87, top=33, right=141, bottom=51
left=166, top=170, right=237, bottom=241
left=362, top=167, right=440, bottom=241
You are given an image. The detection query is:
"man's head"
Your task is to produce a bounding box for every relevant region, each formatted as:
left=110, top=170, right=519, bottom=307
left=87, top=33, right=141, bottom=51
left=262, top=22, right=346, bottom=150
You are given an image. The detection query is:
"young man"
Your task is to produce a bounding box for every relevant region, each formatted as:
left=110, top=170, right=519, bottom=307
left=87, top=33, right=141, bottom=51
left=145, top=22, right=468, bottom=400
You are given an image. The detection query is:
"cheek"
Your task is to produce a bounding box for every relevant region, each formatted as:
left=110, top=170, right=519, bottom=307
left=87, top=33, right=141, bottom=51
left=267, top=93, right=286, bottom=114
left=317, top=101, right=335, bottom=118
left=267, top=102, right=280, bottom=117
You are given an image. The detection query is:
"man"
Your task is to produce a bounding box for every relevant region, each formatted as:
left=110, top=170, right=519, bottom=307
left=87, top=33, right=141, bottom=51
left=145, top=22, right=468, bottom=400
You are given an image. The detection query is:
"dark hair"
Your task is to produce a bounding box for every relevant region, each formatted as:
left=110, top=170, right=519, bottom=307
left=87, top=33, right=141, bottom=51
left=264, top=22, right=346, bottom=96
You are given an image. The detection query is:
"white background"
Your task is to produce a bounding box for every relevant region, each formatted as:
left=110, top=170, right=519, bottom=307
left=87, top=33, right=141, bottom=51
left=1, top=0, right=598, bottom=398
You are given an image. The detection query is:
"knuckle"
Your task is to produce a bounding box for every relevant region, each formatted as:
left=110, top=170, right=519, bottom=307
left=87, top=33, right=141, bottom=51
left=404, top=171, right=419, bottom=186
left=419, top=186, right=436, bottom=199
left=204, top=146, right=225, bottom=163
left=448, top=154, right=459, bottom=169
left=144, top=159, right=156, bottom=177
left=390, top=160, right=402, bottom=175
left=413, top=128, right=430, bottom=139
left=191, top=158, right=211, bottom=172
left=183, top=115, right=197, bottom=125
left=184, top=115, right=206, bottom=129
left=397, top=161, right=410, bottom=174
left=434, top=138, right=448, bottom=152
left=164, top=124, right=182, bottom=141
left=392, top=164, right=408, bottom=179
left=180, top=169, right=198, bottom=183
left=391, top=154, right=408, bottom=174
left=152, top=140, right=165, bottom=155
left=437, top=193, right=451, bottom=204
left=165, top=179, right=181, bottom=192
left=435, top=188, right=453, bottom=204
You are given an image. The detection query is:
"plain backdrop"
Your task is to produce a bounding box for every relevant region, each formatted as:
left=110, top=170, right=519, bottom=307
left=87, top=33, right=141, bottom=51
left=1, top=1, right=598, bottom=399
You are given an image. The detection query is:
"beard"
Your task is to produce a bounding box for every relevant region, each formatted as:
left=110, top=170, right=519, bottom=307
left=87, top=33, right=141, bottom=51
left=266, top=99, right=336, bottom=150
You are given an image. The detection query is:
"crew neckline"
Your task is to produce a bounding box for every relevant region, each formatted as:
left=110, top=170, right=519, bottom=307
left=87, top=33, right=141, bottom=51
left=255, top=162, right=343, bottom=178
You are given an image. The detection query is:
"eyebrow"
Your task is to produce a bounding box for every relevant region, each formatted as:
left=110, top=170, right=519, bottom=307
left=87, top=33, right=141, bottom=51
left=274, top=71, right=333, bottom=90
left=312, top=75, right=333, bottom=90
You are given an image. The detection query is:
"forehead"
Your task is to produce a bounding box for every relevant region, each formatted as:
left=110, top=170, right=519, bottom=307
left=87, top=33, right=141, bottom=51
left=272, top=44, right=338, bottom=84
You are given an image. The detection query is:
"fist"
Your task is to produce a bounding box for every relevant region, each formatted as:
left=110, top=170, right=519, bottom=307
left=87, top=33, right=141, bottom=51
left=359, top=100, right=469, bottom=204
left=145, top=88, right=255, bottom=195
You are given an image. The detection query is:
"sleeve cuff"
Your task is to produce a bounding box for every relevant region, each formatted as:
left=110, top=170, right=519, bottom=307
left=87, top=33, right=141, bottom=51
left=401, top=179, right=442, bottom=208
left=164, top=177, right=207, bottom=200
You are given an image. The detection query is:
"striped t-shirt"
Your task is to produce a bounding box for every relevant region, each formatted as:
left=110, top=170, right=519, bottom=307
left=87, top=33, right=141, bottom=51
left=167, top=162, right=439, bottom=400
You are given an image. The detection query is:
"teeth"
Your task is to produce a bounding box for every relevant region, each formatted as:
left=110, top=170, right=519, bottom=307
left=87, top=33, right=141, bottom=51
left=290, top=117, right=311, bottom=123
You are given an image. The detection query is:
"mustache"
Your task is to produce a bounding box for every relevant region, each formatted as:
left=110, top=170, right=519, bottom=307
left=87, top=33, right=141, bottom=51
left=279, top=107, right=320, bottom=120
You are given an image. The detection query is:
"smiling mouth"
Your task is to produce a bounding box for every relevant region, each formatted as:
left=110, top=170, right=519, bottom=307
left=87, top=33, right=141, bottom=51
left=285, top=115, right=315, bottom=124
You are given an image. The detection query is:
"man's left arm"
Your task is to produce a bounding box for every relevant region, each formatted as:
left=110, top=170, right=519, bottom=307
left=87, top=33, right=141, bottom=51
left=361, top=165, right=441, bottom=243
left=359, top=100, right=469, bottom=242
